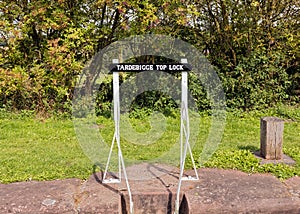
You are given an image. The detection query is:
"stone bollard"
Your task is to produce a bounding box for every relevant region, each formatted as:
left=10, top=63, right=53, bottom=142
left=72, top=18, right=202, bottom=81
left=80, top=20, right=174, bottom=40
left=260, top=117, right=284, bottom=160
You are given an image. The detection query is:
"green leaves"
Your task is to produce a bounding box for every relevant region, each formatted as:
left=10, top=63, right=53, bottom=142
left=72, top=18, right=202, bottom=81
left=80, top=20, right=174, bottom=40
left=0, top=0, right=299, bottom=115
left=224, top=49, right=291, bottom=110
left=202, top=147, right=299, bottom=180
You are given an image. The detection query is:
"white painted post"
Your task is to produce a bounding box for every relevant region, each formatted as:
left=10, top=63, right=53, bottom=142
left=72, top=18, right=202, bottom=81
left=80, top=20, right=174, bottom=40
left=175, top=59, right=199, bottom=214
left=103, top=59, right=133, bottom=214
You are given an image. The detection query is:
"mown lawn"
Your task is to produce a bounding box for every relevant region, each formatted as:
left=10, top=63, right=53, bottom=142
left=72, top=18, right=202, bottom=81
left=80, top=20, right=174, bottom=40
left=0, top=106, right=299, bottom=183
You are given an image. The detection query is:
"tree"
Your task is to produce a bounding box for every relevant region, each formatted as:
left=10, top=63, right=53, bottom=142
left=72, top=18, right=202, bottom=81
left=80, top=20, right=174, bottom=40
left=0, top=0, right=299, bottom=115
left=0, top=0, right=130, bottom=113
left=188, top=0, right=300, bottom=109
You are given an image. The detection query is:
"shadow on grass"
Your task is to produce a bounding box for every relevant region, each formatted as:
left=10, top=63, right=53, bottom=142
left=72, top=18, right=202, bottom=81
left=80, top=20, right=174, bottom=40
left=238, top=145, right=259, bottom=152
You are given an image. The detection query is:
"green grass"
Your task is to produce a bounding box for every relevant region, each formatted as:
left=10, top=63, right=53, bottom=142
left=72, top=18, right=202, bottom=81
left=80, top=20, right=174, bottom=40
left=201, top=107, right=300, bottom=179
left=0, top=106, right=299, bottom=183
left=0, top=112, right=92, bottom=183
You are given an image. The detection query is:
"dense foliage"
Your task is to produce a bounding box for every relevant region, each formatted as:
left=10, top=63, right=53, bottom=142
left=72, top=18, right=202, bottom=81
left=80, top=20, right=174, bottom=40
left=0, top=0, right=299, bottom=116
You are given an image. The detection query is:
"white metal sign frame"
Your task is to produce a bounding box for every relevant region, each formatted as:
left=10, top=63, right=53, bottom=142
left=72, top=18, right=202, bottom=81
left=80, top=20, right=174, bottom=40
left=102, top=58, right=198, bottom=214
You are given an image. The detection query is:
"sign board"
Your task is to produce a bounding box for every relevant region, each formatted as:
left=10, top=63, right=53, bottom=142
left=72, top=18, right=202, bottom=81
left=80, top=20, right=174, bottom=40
left=104, top=59, right=197, bottom=214
left=110, top=63, right=192, bottom=72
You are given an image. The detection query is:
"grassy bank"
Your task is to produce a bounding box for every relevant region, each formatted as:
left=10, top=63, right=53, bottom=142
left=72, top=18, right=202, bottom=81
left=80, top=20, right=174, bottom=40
left=0, top=106, right=299, bottom=183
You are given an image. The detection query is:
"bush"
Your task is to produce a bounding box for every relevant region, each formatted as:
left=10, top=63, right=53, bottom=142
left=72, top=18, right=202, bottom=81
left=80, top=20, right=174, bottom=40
left=222, top=49, right=291, bottom=110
